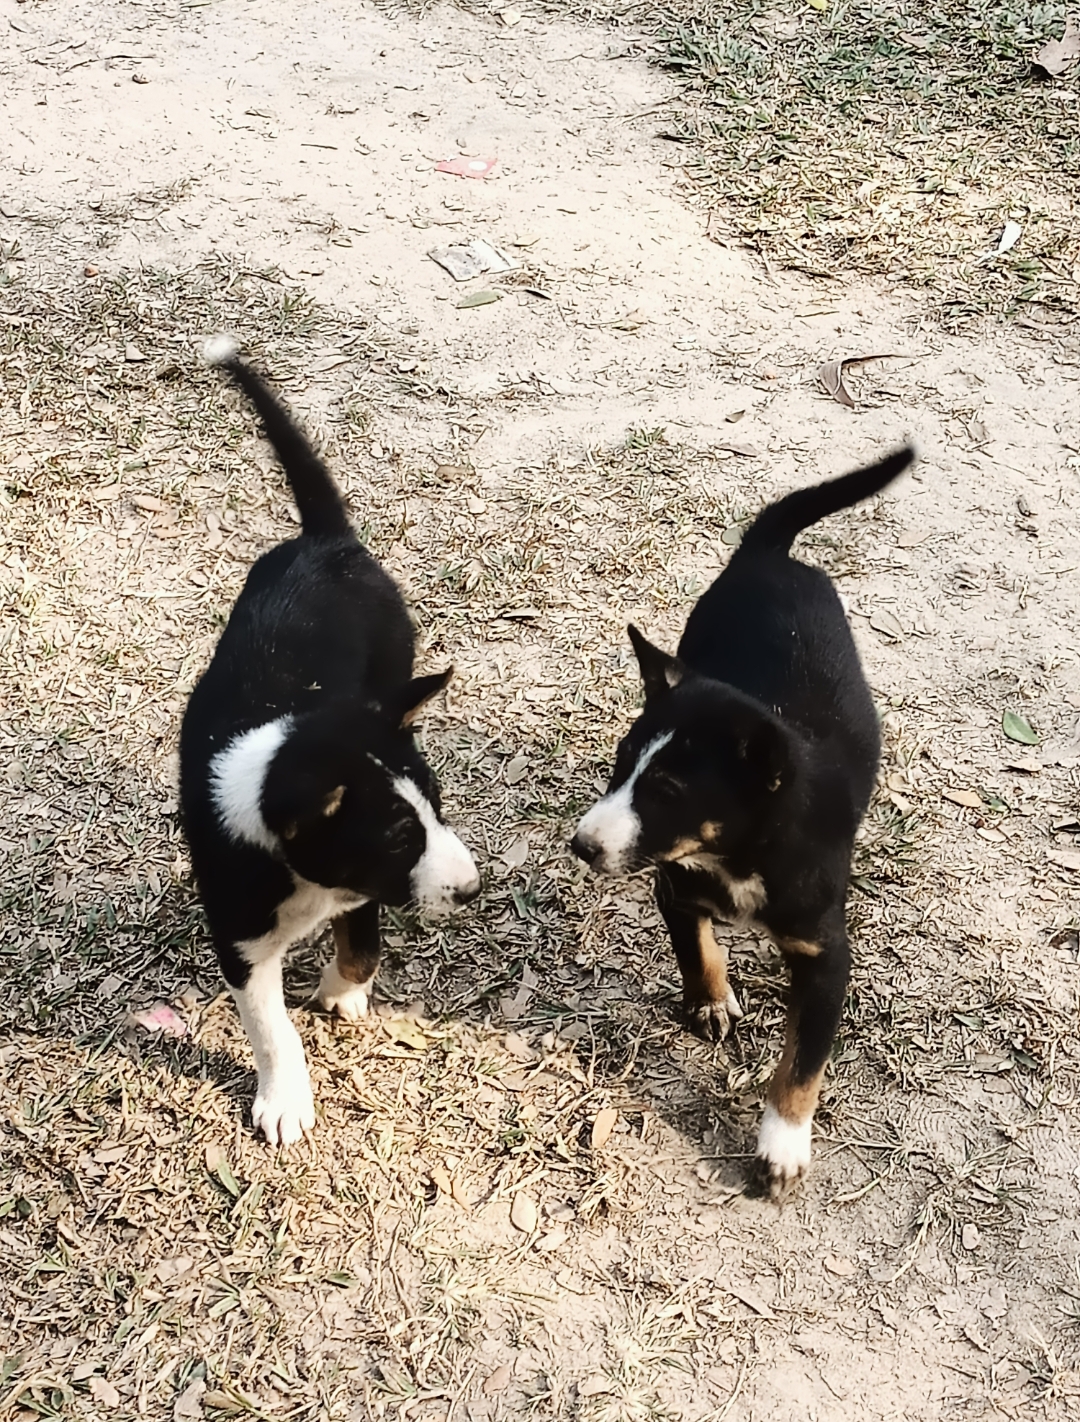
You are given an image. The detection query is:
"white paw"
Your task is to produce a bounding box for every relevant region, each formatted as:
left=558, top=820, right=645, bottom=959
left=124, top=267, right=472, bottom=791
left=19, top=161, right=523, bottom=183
left=318, top=960, right=373, bottom=1022
left=252, top=1072, right=315, bottom=1146
left=755, top=1104, right=812, bottom=1201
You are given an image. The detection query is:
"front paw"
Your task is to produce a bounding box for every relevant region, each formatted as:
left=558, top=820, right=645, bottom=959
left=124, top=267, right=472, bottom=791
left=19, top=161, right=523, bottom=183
left=319, top=960, right=373, bottom=1022
left=686, top=987, right=743, bottom=1043
left=252, top=1073, right=315, bottom=1146
left=753, top=1104, right=811, bottom=1201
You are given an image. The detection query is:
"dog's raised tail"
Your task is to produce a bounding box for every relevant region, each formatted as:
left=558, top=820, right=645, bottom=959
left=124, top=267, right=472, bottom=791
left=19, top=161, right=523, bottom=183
left=736, top=446, right=916, bottom=558
left=202, top=336, right=351, bottom=539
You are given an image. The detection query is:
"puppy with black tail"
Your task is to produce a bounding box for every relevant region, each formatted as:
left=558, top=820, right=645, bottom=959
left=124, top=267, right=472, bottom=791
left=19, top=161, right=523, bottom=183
left=571, top=447, right=915, bottom=1199
left=181, top=338, right=480, bottom=1146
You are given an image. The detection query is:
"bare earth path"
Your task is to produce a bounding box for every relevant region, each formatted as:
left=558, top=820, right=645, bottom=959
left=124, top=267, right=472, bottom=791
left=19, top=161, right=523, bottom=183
left=2, top=2, right=1080, bottom=1419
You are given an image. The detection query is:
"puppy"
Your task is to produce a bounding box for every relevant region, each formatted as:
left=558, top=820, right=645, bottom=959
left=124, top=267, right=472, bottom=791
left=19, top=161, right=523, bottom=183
left=571, top=448, right=914, bottom=1198
left=181, top=338, right=480, bottom=1145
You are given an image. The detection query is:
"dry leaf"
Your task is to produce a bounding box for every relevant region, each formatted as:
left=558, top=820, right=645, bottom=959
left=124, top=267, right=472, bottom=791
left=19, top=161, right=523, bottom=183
left=1033, top=18, right=1080, bottom=78
left=1003, top=757, right=1041, bottom=774
left=963, top=1323, right=990, bottom=1352
left=590, top=1107, right=618, bottom=1150
left=818, top=352, right=904, bottom=408
left=1048, top=850, right=1080, bottom=873
left=504, top=1031, right=535, bottom=1061
left=725, top=409, right=746, bottom=422
left=387, top=1018, right=427, bottom=1050
left=204, top=1143, right=226, bottom=1173
left=510, top=1191, right=538, bottom=1233
left=578, top=1375, right=614, bottom=1398
left=483, top=1365, right=512, bottom=1395
left=896, top=528, right=929, bottom=548
left=505, top=754, right=530, bottom=784
left=823, top=1254, right=856, bottom=1277
left=174, top=1379, right=206, bottom=1419
left=536, top=1224, right=568, bottom=1251
left=723, top=1281, right=775, bottom=1318
left=943, top=788, right=982, bottom=809
left=717, top=440, right=762, bottom=458
left=430, top=1164, right=453, bottom=1196
left=869, top=609, right=904, bottom=640
left=501, top=837, right=529, bottom=869
left=155, top=1256, right=195, bottom=1284
left=89, top=1377, right=122, bottom=1409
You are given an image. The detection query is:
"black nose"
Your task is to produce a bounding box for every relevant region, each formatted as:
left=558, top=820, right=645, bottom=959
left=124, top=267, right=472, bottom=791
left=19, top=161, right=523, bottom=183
left=453, top=879, right=481, bottom=906
left=570, top=833, right=601, bottom=865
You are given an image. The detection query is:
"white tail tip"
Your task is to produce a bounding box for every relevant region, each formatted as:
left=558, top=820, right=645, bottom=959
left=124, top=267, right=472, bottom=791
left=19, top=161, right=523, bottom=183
left=202, top=334, right=240, bottom=367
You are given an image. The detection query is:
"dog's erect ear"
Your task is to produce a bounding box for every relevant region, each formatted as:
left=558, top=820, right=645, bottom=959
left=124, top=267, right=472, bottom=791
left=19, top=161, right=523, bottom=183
left=736, top=715, right=791, bottom=793
left=395, top=668, right=454, bottom=729
left=628, top=624, right=684, bottom=703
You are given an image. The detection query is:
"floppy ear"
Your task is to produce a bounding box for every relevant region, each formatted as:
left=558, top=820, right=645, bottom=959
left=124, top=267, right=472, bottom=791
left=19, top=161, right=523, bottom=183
left=736, top=715, right=791, bottom=793
left=265, top=780, right=346, bottom=841
left=395, top=668, right=454, bottom=729
left=628, top=624, right=684, bottom=703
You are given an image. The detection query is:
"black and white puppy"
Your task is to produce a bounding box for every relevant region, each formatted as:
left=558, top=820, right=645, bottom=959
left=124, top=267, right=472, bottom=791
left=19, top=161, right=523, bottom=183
left=571, top=448, right=914, bottom=1198
left=181, top=338, right=480, bottom=1146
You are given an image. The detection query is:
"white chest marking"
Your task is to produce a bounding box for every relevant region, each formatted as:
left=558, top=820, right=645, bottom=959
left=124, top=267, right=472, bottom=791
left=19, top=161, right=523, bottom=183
left=238, top=878, right=369, bottom=966
left=209, top=717, right=293, bottom=853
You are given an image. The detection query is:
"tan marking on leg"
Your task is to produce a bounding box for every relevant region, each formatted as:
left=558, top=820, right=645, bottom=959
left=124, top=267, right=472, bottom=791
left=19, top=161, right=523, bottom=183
left=777, top=936, right=823, bottom=959
left=680, top=916, right=743, bottom=1042
left=767, top=1012, right=826, bottom=1125
left=332, top=916, right=373, bottom=984
left=695, top=917, right=731, bottom=1004
left=700, top=820, right=722, bottom=843
left=676, top=916, right=729, bottom=1003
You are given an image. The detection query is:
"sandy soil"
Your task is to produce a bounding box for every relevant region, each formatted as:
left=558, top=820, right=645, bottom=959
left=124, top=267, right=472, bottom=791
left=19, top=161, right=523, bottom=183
left=2, top=2, right=1080, bottom=1419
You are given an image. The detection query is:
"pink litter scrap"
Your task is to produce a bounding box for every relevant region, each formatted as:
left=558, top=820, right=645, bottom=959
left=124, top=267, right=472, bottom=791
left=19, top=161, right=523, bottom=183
left=435, top=155, right=498, bottom=179
left=131, top=1003, right=189, bottom=1038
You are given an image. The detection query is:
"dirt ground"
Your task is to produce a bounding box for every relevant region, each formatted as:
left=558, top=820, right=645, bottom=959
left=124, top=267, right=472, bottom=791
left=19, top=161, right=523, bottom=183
left=2, top=1, right=1080, bottom=1419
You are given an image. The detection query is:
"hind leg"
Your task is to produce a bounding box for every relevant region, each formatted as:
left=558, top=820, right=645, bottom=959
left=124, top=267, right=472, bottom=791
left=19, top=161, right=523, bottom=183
left=755, top=921, right=850, bottom=1200
left=319, top=901, right=381, bottom=1021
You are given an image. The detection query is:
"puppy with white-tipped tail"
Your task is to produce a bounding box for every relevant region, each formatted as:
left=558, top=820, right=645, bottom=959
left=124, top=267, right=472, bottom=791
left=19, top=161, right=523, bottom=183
left=181, top=338, right=480, bottom=1146
left=571, top=447, right=916, bottom=1200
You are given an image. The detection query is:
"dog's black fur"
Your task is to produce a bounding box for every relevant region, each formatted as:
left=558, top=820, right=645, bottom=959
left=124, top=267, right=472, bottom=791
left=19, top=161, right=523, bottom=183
left=180, top=340, right=479, bottom=1145
left=572, top=447, right=915, bottom=1198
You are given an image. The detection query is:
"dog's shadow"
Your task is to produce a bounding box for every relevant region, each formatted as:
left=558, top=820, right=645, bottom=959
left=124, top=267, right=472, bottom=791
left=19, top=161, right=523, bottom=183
left=118, top=898, right=784, bottom=1201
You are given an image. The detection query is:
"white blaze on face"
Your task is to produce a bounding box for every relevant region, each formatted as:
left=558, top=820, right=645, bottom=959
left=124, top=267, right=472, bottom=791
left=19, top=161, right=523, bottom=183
left=573, top=733, right=673, bottom=875
left=209, top=717, right=293, bottom=852
left=393, top=777, right=480, bottom=915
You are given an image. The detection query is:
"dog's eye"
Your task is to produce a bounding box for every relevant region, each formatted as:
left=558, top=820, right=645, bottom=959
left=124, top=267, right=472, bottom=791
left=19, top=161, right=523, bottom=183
left=644, top=772, right=684, bottom=802
left=386, top=819, right=414, bottom=852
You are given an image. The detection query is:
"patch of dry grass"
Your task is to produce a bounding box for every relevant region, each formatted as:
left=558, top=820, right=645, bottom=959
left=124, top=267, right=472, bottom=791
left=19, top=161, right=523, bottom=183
left=521, top=0, right=1080, bottom=325
left=3, top=257, right=1080, bottom=1418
